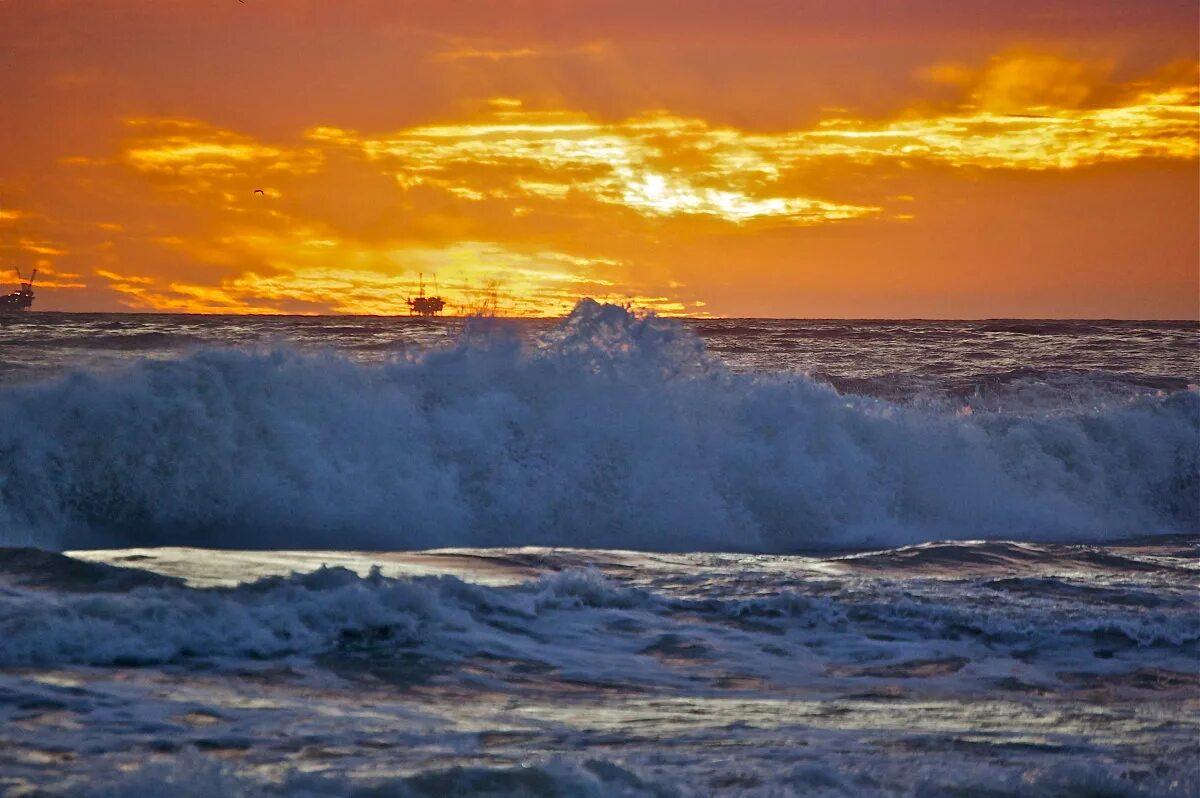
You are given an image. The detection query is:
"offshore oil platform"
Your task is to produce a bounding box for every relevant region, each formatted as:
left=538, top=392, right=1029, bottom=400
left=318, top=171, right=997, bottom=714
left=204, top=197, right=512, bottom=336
left=0, top=267, right=36, bottom=313
left=407, top=273, right=446, bottom=316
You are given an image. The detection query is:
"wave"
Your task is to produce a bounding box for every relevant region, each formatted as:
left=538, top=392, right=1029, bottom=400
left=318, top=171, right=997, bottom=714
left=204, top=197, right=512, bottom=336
left=0, top=300, right=1195, bottom=551
left=66, top=750, right=1200, bottom=798
left=830, top=538, right=1199, bottom=577
left=2, top=552, right=1195, bottom=669
left=53, top=331, right=214, bottom=350
left=1, top=553, right=1194, bottom=681
left=0, top=562, right=645, bottom=667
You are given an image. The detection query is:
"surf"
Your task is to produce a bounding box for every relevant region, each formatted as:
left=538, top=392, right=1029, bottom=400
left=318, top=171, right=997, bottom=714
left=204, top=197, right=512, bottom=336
left=0, top=300, right=1195, bottom=551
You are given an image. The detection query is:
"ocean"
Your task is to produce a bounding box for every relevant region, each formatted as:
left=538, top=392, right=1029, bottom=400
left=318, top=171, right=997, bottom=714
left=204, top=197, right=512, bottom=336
left=0, top=302, right=1196, bottom=796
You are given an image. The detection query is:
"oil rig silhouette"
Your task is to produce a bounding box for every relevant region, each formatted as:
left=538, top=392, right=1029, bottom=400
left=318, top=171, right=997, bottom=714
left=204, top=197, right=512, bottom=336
left=407, top=273, right=446, bottom=316
left=0, top=266, right=36, bottom=313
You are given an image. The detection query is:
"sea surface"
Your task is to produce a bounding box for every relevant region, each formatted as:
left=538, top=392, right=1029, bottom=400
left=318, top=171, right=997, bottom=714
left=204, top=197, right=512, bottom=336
left=0, top=303, right=1196, bottom=796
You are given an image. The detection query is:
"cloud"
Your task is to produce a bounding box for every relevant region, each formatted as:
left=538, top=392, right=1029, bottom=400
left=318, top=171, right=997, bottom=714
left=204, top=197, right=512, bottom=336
left=23, top=261, right=85, bottom=289
left=971, top=52, right=1111, bottom=113
left=18, top=238, right=67, bottom=256
left=779, top=91, right=1196, bottom=169
left=116, top=54, right=1196, bottom=235
left=433, top=46, right=540, bottom=62
left=122, top=119, right=323, bottom=182
left=63, top=51, right=1199, bottom=316
left=432, top=39, right=608, bottom=63
left=300, top=60, right=1195, bottom=228
left=307, top=110, right=880, bottom=225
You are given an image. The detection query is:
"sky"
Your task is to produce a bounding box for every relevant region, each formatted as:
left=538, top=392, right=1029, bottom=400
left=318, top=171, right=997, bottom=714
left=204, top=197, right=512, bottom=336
left=0, top=0, right=1196, bottom=318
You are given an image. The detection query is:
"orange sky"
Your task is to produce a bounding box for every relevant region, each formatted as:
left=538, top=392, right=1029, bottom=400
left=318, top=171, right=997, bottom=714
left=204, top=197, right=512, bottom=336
left=1, top=0, right=1197, bottom=318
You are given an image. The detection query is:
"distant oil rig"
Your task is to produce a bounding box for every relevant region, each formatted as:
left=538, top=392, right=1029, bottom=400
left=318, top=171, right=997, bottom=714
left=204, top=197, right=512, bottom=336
left=0, top=266, right=36, bottom=313
left=406, top=273, right=446, bottom=316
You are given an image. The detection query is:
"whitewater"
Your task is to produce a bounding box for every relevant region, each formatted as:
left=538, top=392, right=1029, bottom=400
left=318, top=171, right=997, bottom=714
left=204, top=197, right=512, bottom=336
left=0, top=302, right=1196, bottom=796
left=0, top=301, right=1195, bottom=551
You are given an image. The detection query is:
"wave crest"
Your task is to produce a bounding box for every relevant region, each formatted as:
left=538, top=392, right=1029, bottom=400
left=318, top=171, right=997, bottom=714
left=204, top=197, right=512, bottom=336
left=0, top=300, right=1195, bottom=550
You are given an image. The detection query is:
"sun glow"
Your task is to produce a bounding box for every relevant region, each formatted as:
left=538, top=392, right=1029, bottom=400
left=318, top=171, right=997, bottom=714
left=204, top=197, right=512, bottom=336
left=97, top=236, right=672, bottom=317
left=309, top=112, right=880, bottom=225
left=14, top=45, right=1197, bottom=318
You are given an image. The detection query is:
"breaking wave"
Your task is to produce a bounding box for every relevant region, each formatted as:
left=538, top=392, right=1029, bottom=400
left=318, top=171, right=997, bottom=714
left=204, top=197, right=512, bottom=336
left=0, top=560, right=647, bottom=667
left=0, top=300, right=1195, bottom=551
left=2, top=554, right=1195, bottom=670
left=65, top=749, right=1200, bottom=798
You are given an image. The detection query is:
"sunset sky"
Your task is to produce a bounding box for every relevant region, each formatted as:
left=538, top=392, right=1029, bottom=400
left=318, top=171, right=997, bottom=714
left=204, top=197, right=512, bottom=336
left=1, top=0, right=1196, bottom=318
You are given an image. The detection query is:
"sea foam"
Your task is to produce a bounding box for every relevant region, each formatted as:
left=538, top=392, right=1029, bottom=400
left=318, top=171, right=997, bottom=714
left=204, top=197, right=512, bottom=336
left=0, top=300, right=1195, bottom=550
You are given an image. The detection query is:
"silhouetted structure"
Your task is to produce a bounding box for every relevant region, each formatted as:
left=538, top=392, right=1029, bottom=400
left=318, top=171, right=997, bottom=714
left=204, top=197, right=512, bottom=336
left=0, top=267, right=36, bottom=312
left=407, top=273, right=446, bottom=316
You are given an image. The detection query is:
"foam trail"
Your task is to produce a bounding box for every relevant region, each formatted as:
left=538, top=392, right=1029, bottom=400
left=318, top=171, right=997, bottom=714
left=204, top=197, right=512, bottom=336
left=0, top=300, right=1195, bottom=550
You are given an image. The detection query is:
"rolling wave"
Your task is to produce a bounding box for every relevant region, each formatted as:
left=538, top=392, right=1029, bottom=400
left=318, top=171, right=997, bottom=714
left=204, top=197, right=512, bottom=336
left=0, top=300, right=1195, bottom=551
left=1, top=550, right=1194, bottom=669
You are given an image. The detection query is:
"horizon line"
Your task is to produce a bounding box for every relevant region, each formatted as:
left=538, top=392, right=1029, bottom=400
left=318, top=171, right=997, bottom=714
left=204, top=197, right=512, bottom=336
left=12, top=310, right=1199, bottom=324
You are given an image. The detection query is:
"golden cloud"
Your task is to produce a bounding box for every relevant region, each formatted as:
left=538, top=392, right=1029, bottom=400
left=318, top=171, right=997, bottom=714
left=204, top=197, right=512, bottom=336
left=19, top=238, right=67, bottom=256
left=785, top=91, right=1197, bottom=169
left=114, top=54, right=1196, bottom=232
left=123, top=118, right=323, bottom=179
left=432, top=39, right=608, bottom=63
left=307, top=112, right=879, bottom=225
left=303, top=62, right=1194, bottom=225
left=76, top=52, right=1197, bottom=316
left=432, top=46, right=540, bottom=62
left=23, top=261, right=85, bottom=290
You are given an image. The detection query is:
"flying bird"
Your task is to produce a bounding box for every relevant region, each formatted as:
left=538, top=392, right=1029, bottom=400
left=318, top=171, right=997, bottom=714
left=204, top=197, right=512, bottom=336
left=253, top=189, right=265, bottom=195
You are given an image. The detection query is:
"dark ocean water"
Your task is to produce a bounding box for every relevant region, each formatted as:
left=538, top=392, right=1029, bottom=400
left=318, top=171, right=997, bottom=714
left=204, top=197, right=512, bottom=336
left=0, top=303, right=1196, bottom=795
left=2, top=312, right=1197, bottom=395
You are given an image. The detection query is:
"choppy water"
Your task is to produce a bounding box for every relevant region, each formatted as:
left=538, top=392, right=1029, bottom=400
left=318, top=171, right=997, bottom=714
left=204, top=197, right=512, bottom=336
left=2, top=312, right=1197, bottom=394
left=1, top=541, right=1197, bottom=796
left=0, top=303, right=1196, bottom=795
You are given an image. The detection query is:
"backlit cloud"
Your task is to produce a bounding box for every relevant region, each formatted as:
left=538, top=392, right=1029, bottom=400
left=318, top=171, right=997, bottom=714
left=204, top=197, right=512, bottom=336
left=44, top=52, right=1200, bottom=317
left=301, top=57, right=1194, bottom=229
left=307, top=112, right=880, bottom=225
left=432, top=39, right=609, bottom=63
left=123, top=119, right=323, bottom=181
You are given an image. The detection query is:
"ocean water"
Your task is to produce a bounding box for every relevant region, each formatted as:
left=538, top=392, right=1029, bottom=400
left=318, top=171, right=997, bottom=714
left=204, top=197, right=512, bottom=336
left=0, top=302, right=1196, bottom=796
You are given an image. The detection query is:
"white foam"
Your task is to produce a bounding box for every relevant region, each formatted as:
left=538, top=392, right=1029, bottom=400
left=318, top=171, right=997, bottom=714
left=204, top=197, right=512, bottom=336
left=0, top=300, right=1194, bottom=551
left=1, top=558, right=1195, bottom=673
left=3, top=550, right=1196, bottom=795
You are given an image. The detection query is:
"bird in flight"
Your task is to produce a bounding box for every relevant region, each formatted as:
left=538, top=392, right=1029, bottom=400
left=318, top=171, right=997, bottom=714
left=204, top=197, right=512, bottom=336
left=253, top=189, right=265, bottom=195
